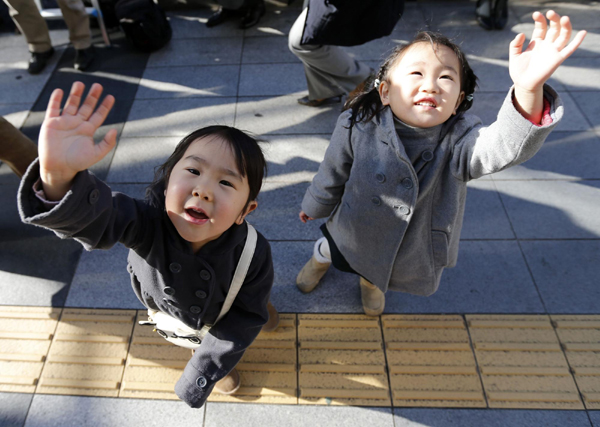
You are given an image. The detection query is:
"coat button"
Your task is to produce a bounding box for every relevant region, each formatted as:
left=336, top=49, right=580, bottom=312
left=88, top=189, right=100, bottom=205
left=127, top=264, right=133, bottom=273
left=397, top=206, right=411, bottom=215
left=196, top=376, right=207, bottom=388
left=199, top=270, right=211, bottom=281
left=402, top=178, right=413, bottom=189
left=371, top=196, right=381, bottom=206
left=169, top=263, right=181, bottom=273
left=190, top=305, right=202, bottom=314
left=421, top=150, right=434, bottom=162
left=195, top=290, right=207, bottom=299
left=375, top=173, right=386, bottom=183
left=163, top=287, right=175, bottom=296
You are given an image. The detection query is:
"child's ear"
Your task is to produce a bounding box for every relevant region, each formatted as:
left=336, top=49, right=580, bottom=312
left=235, top=200, right=258, bottom=225
left=379, top=81, right=390, bottom=106
left=453, top=91, right=466, bottom=115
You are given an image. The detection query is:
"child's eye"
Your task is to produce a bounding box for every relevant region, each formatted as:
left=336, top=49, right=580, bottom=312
left=220, top=180, right=234, bottom=188
left=410, top=71, right=422, bottom=76
left=441, top=75, right=454, bottom=80
left=186, top=168, right=200, bottom=176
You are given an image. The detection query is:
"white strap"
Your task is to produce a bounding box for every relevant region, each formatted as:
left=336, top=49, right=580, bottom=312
left=214, top=222, right=257, bottom=325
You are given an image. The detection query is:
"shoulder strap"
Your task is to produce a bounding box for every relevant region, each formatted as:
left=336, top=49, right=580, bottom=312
left=214, top=222, right=257, bottom=324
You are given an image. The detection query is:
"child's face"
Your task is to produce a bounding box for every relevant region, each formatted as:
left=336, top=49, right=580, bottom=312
left=379, top=42, right=465, bottom=128
left=164, top=136, right=257, bottom=253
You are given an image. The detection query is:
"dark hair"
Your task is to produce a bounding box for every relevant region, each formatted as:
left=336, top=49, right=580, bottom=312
left=344, top=31, right=478, bottom=127
left=146, top=126, right=267, bottom=213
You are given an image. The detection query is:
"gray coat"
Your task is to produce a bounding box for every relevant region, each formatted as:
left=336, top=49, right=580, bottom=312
left=18, top=162, right=274, bottom=408
left=302, top=86, right=562, bottom=295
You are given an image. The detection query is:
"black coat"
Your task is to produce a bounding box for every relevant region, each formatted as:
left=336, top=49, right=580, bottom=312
left=301, top=0, right=404, bottom=46
left=18, top=160, right=274, bottom=408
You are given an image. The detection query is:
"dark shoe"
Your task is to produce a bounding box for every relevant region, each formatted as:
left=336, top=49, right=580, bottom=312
left=261, top=301, right=280, bottom=332
left=207, top=7, right=234, bottom=27
left=214, top=368, right=241, bottom=395
left=493, top=0, right=508, bottom=30
left=239, top=0, right=265, bottom=29
left=28, top=48, right=54, bottom=75
left=297, top=95, right=342, bottom=107
left=74, top=45, right=95, bottom=71
left=475, top=0, right=508, bottom=30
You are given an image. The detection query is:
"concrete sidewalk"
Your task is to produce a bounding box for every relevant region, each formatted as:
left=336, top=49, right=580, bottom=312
left=1, top=0, right=599, bottom=425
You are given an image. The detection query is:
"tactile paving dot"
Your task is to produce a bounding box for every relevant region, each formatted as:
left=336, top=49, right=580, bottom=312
left=0, top=306, right=61, bottom=393
left=467, top=315, right=583, bottom=410
left=552, top=315, right=600, bottom=409
left=37, top=308, right=135, bottom=397
left=298, top=314, right=390, bottom=406
left=382, top=315, right=485, bottom=408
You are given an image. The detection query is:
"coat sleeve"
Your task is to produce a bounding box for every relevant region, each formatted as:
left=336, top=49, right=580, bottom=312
left=18, top=159, right=147, bottom=251
left=174, top=239, right=274, bottom=408
left=449, top=85, right=563, bottom=182
left=301, top=110, right=355, bottom=218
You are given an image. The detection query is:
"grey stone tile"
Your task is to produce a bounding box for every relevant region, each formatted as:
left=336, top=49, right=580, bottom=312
left=422, top=3, right=519, bottom=32
left=65, top=184, right=147, bottom=309
left=270, top=241, right=363, bottom=313
left=57, top=41, right=149, bottom=71
left=492, top=131, right=600, bottom=180
left=394, top=408, right=592, bottom=427
left=250, top=181, right=325, bottom=241
left=446, top=27, right=523, bottom=59
left=0, top=103, right=31, bottom=130
left=0, top=235, right=82, bottom=307
left=242, top=35, right=299, bottom=64
left=244, top=5, right=303, bottom=38
left=235, top=96, right=341, bottom=134
left=261, top=134, right=330, bottom=181
left=461, top=180, right=515, bottom=239
left=121, top=97, right=236, bottom=137
left=569, top=29, right=600, bottom=58
left=495, top=180, right=600, bottom=239
left=23, top=394, right=205, bottom=427
left=385, top=240, right=545, bottom=314
left=205, top=402, right=394, bottom=427
left=512, top=2, right=600, bottom=30
left=168, top=9, right=244, bottom=39
left=136, top=64, right=239, bottom=99
left=238, top=63, right=307, bottom=96
left=522, top=240, right=600, bottom=314
left=147, top=37, right=243, bottom=67
left=571, top=90, right=600, bottom=131
left=0, top=392, right=33, bottom=427
left=392, top=3, right=427, bottom=32
left=590, top=411, right=600, bottom=427
left=0, top=52, right=63, bottom=104
left=0, top=29, right=68, bottom=65
left=106, top=136, right=181, bottom=183
left=344, top=35, right=404, bottom=63
left=553, top=58, right=600, bottom=91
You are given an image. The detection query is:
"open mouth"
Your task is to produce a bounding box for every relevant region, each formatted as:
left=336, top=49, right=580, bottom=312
left=185, top=207, right=209, bottom=221
left=415, top=101, right=437, bottom=108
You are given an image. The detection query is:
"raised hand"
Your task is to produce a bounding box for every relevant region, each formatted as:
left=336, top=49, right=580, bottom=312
left=508, top=11, right=586, bottom=123
left=39, top=82, right=116, bottom=200
left=509, top=10, right=586, bottom=92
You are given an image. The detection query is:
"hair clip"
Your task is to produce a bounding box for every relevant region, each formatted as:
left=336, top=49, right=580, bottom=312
left=466, top=94, right=474, bottom=101
left=373, top=78, right=381, bottom=89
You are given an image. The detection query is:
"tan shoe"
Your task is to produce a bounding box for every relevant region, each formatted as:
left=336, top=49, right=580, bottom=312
left=261, top=301, right=280, bottom=332
left=296, top=255, right=331, bottom=293
left=359, top=277, right=385, bottom=316
left=214, top=368, right=241, bottom=395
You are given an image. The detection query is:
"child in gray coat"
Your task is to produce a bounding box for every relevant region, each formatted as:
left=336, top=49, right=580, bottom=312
left=297, top=11, right=586, bottom=315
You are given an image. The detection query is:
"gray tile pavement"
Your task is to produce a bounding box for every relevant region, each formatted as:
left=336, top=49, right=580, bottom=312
left=1, top=0, right=600, bottom=423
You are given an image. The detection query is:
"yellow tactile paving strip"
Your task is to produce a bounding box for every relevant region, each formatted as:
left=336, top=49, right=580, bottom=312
left=382, top=315, right=485, bottom=408
left=2, top=306, right=599, bottom=410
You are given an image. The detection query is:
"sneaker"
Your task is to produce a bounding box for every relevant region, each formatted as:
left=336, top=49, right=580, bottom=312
left=74, top=45, right=95, bottom=71
left=214, top=368, right=241, bottom=395
left=239, top=0, right=265, bottom=29
left=359, top=277, right=385, bottom=317
left=297, top=95, right=342, bottom=107
left=261, top=301, right=280, bottom=332
left=206, top=7, right=234, bottom=27
left=296, top=255, right=331, bottom=293
left=28, top=48, right=54, bottom=75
